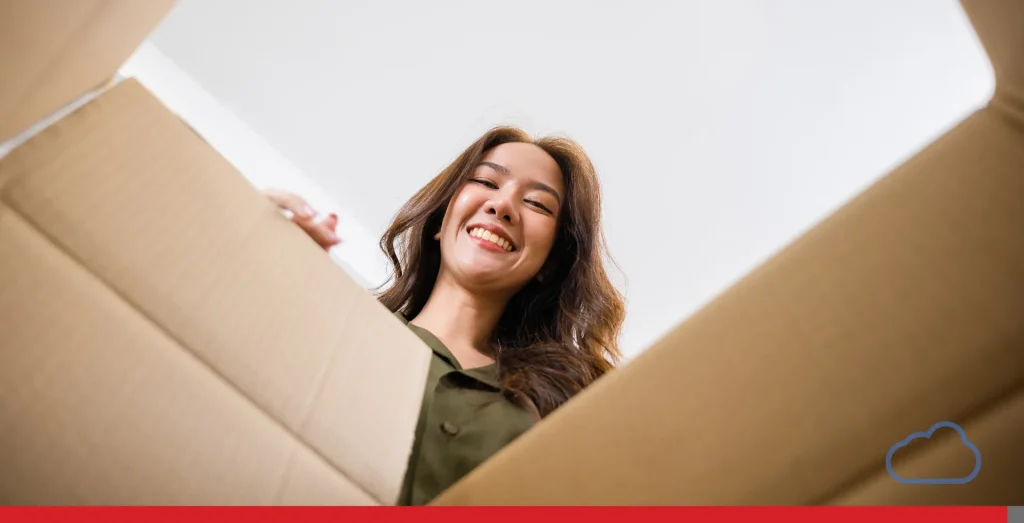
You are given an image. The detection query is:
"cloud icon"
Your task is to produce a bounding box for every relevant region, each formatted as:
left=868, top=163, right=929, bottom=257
left=886, top=421, right=981, bottom=485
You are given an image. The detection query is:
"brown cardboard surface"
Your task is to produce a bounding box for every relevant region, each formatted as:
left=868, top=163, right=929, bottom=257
left=831, top=384, right=1024, bottom=505
left=963, top=0, right=1024, bottom=123
left=0, top=79, right=430, bottom=504
left=0, top=0, right=175, bottom=142
left=433, top=0, right=1024, bottom=506
left=0, top=206, right=373, bottom=505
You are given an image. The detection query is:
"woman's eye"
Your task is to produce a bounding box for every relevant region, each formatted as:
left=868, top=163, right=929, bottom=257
left=470, top=178, right=498, bottom=189
left=525, top=200, right=553, bottom=214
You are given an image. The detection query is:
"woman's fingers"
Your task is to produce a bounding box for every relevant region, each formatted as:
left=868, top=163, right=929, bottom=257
left=297, top=220, right=341, bottom=250
left=262, top=189, right=341, bottom=250
left=321, top=213, right=338, bottom=233
left=263, top=188, right=317, bottom=219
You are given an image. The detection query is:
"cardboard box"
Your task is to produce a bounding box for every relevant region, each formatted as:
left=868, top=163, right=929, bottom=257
left=432, top=0, right=1024, bottom=506
left=0, top=2, right=430, bottom=505
left=0, top=0, right=175, bottom=143
left=3, top=0, right=1021, bottom=507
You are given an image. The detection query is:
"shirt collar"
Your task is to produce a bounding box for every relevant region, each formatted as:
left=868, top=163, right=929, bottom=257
left=394, top=311, right=501, bottom=389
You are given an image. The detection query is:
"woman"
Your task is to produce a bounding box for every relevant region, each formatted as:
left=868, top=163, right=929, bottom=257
left=265, top=126, right=625, bottom=505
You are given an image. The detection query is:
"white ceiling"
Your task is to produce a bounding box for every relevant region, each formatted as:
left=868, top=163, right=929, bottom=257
left=149, top=0, right=993, bottom=358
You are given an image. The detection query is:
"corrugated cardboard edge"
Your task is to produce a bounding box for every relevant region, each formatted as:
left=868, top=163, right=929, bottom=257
left=0, top=78, right=117, bottom=161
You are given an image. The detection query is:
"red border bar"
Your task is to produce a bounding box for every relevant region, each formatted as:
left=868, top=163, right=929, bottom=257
left=0, top=506, right=1010, bottom=523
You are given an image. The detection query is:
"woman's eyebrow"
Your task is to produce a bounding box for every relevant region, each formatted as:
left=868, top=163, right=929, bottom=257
left=479, top=161, right=510, bottom=175
left=479, top=161, right=562, bottom=202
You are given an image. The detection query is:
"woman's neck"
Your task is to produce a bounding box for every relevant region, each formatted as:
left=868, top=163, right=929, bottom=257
left=410, top=271, right=508, bottom=369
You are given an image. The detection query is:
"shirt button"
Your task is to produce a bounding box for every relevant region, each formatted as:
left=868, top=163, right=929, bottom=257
left=441, top=421, right=459, bottom=436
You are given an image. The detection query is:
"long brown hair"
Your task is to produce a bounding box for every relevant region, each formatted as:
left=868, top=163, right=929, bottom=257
left=376, top=126, right=625, bottom=418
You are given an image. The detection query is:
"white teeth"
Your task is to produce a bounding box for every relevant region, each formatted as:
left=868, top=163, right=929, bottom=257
left=469, top=227, right=514, bottom=251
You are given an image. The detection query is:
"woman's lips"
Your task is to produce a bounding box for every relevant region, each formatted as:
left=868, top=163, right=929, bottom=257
left=467, top=226, right=515, bottom=252
left=469, top=234, right=513, bottom=253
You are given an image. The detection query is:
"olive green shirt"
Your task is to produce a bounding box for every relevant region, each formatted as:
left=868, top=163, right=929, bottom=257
left=395, top=313, right=535, bottom=506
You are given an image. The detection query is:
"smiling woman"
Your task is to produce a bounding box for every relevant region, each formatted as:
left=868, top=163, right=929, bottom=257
left=265, top=126, right=625, bottom=505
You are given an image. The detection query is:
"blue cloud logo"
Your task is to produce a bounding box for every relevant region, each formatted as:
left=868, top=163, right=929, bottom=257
left=886, top=421, right=981, bottom=485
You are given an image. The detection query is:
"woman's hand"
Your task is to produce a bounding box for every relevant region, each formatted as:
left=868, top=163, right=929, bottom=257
left=263, top=188, right=341, bottom=250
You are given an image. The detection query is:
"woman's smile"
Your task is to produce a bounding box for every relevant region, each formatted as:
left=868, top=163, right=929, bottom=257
left=466, top=225, right=516, bottom=252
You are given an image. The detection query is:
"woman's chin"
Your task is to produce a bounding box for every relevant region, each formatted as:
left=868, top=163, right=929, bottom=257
left=455, top=263, right=526, bottom=290
left=461, top=265, right=507, bottom=282
left=455, top=251, right=511, bottom=273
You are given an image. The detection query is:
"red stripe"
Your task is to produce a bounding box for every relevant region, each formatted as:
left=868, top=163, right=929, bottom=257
left=0, top=506, right=1008, bottom=523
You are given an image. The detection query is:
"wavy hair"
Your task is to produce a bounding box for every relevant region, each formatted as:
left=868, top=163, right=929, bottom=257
left=376, top=126, right=625, bottom=418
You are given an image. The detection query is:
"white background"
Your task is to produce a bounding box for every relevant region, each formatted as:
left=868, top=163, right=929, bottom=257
left=138, top=0, right=994, bottom=358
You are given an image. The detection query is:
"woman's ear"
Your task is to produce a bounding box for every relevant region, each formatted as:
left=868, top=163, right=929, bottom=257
left=433, top=228, right=441, bottom=241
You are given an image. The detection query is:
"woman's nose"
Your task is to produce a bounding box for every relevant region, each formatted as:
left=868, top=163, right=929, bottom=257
left=485, top=197, right=517, bottom=224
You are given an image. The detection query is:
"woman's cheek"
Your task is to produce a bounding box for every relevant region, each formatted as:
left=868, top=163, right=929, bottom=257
left=456, top=190, right=473, bottom=205
left=528, top=219, right=559, bottom=255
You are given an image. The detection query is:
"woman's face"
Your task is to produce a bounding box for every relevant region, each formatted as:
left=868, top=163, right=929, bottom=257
left=436, top=142, right=565, bottom=295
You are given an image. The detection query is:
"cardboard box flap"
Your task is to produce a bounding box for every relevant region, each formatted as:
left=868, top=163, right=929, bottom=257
left=432, top=0, right=1024, bottom=506
left=831, top=385, right=1024, bottom=505
left=0, top=206, right=372, bottom=505
left=0, top=0, right=175, bottom=143
left=962, top=0, right=1024, bottom=117
left=0, top=79, right=431, bottom=504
